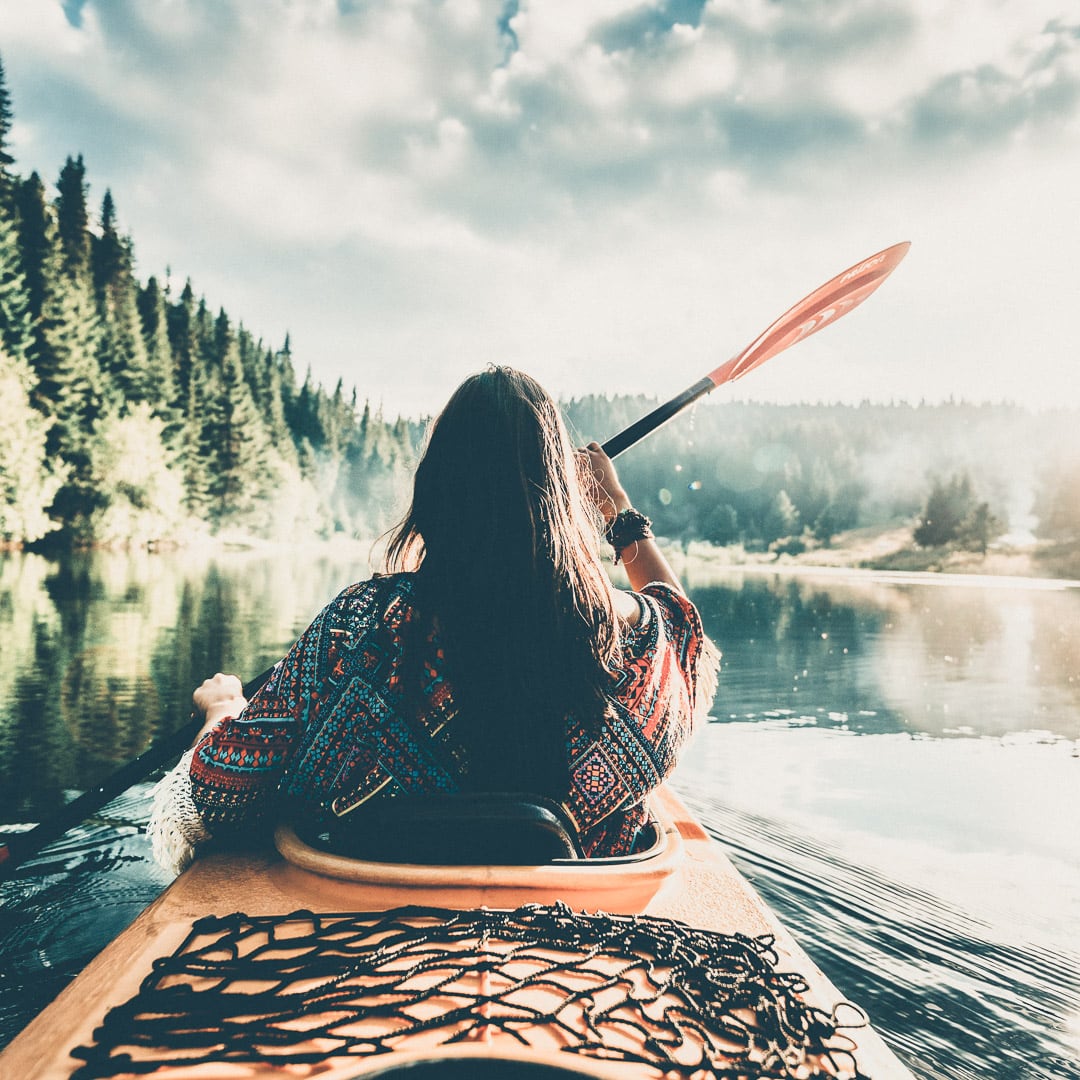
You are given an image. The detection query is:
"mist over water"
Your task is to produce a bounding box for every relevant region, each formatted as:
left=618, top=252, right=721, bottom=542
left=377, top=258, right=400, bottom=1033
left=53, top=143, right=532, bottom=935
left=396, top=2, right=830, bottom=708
left=0, top=550, right=1078, bottom=1079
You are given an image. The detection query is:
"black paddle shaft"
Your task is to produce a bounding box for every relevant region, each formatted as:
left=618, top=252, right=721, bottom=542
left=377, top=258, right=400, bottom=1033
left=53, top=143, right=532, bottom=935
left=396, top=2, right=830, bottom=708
left=600, top=376, right=715, bottom=459
left=0, top=667, right=276, bottom=881
left=0, top=718, right=201, bottom=880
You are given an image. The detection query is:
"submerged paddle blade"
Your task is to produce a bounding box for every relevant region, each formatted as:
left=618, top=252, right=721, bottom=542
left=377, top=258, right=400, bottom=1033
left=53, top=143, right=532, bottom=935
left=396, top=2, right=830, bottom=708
left=708, top=241, right=911, bottom=388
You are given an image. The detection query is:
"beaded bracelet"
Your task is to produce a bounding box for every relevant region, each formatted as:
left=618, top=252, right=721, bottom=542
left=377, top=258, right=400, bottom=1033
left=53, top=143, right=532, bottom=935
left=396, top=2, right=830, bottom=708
left=605, top=508, right=653, bottom=563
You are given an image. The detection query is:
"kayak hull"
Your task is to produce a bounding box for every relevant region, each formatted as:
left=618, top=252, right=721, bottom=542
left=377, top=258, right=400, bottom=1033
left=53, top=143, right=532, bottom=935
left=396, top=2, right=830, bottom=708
left=0, top=786, right=914, bottom=1079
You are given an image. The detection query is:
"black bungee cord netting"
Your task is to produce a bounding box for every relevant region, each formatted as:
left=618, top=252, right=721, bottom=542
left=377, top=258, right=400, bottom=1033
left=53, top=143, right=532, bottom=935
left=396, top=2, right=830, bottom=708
left=71, top=902, right=871, bottom=1080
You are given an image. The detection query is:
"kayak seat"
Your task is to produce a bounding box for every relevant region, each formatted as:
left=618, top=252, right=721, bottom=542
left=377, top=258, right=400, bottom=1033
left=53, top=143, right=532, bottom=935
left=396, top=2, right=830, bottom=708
left=314, top=793, right=589, bottom=865
left=275, top=794, right=681, bottom=897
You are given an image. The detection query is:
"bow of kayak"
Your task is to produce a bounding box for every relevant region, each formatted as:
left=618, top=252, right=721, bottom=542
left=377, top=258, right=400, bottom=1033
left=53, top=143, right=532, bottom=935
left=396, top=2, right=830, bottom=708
left=0, top=786, right=915, bottom=1080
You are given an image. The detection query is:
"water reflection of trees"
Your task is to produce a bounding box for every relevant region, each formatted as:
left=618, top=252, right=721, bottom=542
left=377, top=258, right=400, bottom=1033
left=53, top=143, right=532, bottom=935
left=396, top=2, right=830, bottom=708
left=0, top=547, right=373, bottom=820
left=692, top=572, right=1080, bottom=740
left=1031, top=591, right=1080, bottom=735
left=3, top=554, right=1077, bottom=821
left=692, top=575, right=907, bottom=734
left=0, top=555, right=73, bottom=819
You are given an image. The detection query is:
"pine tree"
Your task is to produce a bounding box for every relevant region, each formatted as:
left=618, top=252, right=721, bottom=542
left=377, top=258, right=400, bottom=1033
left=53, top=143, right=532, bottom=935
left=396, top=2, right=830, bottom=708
left=137, top=275, right=181, bottom=433
left=914, top=475, right=969, bottom=548
left=0, top=347, right=66, bottom=544
left=262, top=346, right=297, bottom=464
left=357, top=399, right=372, bottom=454
left=0, top=71, right=43, bottom=381
left=277, top=334, right=296, bottom=396
left=91, top=190, right=153, bottom=408
left=913, top=472, right=999, bottom=551
left=55, top=155, right=92, bottom=280
left=38, top=275, right=105, bottom=531
left=36, top=232, right=100, bottom=422
left=201, top=321, right=273, bottom=522
left=0, top=54, right=16, bottom=210
left=14, top=173, right=50, bottom=323
left=236, top=322, right=269, bottom=408
left=211, top=307, right=230, bottom=369
left=0, top=213, right=35, bottom=367
left=956, top=502, right=997, bottom=555
left=177, top=370, right=213, bottom=519
left=287, top=366, right=327, bottom=476
left=165, top=279, right=199, bottom=404
left=194, top=296, right=217, bottom=382
left=91, top=189, right=124, bottom=292
left=34, top=162, right=104, bottom=532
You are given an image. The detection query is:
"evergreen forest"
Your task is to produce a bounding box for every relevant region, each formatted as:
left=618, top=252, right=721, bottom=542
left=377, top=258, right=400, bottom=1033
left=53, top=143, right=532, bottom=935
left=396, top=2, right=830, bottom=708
left=0, top=56, right=419, bottom=549
left=1, top=53, right=1077, bottom=560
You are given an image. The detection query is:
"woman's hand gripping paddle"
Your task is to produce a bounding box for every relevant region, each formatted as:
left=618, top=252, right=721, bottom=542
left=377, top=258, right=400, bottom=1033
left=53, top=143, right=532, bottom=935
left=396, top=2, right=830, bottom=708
left=600, top=241, right=911, bottom=458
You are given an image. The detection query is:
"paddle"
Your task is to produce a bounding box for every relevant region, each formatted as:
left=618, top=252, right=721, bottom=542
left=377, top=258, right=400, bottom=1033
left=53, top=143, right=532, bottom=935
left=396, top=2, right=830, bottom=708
left=0, top=240, right=909, bottom=880
left=601, top=241, right=910, bottom=457
left=0, top=667, right=275, bottom=880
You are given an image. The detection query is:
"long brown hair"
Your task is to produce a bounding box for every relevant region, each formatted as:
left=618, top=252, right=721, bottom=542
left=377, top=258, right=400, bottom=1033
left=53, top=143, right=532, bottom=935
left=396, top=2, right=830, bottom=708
left=383, top=366, right=620, bottom=795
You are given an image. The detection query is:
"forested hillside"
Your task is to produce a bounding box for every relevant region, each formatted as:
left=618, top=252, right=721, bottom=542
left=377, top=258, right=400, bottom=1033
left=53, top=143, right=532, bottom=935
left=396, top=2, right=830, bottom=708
left=1, top=51, right=1077, bottom=558
left=0, top=56, right=417, bottom=548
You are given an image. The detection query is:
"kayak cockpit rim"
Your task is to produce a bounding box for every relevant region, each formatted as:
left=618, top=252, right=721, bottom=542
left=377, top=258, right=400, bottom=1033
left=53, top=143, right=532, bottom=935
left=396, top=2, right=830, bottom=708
left=274, top=803, right=684, bottom=889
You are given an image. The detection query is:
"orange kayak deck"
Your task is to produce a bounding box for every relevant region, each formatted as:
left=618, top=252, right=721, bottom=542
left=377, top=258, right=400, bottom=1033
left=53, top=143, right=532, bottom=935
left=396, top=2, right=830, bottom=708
left=0, top=786, right=915, bottom=1079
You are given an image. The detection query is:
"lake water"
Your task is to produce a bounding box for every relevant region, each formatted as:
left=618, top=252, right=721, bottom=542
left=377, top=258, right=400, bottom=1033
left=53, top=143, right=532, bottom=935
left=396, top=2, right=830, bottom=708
left=0, top=548, right=1078, bottom=1078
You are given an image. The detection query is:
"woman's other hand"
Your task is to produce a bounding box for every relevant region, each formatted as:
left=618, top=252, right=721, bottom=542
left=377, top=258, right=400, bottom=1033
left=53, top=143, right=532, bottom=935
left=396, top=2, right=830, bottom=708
left=581, top=441, right=632, bottom=524
left=192, top=673, right=247, bottom=740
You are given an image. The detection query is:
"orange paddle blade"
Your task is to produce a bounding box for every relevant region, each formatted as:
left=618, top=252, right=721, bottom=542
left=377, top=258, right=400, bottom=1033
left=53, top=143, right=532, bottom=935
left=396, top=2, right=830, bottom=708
left=708, top=241, right=911, bottom=387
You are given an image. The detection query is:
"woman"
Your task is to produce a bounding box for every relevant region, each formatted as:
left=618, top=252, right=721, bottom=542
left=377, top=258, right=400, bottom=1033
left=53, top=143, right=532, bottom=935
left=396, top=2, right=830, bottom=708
left=150, top=367, right=718, bottom=873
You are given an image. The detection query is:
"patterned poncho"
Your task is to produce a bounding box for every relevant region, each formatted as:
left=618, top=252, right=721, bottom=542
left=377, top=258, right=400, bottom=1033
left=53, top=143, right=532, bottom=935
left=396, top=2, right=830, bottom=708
left=173, top=573, right=714, bottom=863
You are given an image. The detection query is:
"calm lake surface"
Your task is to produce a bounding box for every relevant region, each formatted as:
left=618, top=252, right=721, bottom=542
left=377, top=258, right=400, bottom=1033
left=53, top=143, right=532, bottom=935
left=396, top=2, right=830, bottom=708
left=1, top=547, right=1078, bottom=1078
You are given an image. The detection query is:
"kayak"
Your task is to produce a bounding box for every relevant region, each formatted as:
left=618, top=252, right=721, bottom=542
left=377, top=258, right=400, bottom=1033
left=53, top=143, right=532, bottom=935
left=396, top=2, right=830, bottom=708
left=0, top=785, right=914, bottom=1079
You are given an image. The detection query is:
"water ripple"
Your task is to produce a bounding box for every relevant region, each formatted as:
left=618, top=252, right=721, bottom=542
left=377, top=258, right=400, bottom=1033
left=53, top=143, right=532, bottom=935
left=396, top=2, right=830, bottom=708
left=675, top=789, right=1080, bottom=1080
left=0, top=805, right=169, bottom=1048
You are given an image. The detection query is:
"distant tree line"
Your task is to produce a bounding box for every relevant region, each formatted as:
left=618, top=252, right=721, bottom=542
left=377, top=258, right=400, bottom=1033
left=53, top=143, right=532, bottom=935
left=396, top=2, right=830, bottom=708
left=565, top=396, right=1077, bottom=557
left=1, top=51, right=1077, bottom=557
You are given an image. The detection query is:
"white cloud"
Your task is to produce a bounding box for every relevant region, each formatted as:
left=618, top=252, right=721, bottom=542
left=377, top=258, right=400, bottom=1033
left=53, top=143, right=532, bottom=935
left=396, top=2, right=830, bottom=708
left=0, top=0, right=1077, bottom=412
left=506, top=0, right=631, bottom=68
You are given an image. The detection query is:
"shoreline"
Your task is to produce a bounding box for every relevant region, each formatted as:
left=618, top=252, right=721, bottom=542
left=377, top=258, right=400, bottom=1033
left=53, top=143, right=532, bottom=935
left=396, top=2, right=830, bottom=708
left=8, top=527, right=1080, bottom=590
left=684, top=559, right=1080, bottom=591
left=655, top=525, right=1080, bottom=590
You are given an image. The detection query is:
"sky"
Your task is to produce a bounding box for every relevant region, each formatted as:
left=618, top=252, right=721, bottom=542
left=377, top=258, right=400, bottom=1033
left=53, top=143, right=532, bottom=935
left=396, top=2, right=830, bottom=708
left=1, top=0, right=1078, bottom=418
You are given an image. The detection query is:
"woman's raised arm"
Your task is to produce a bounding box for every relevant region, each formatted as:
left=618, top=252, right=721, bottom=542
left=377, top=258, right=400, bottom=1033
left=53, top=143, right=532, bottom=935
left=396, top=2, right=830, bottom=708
left=582, top=441, right=684, bottom=597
